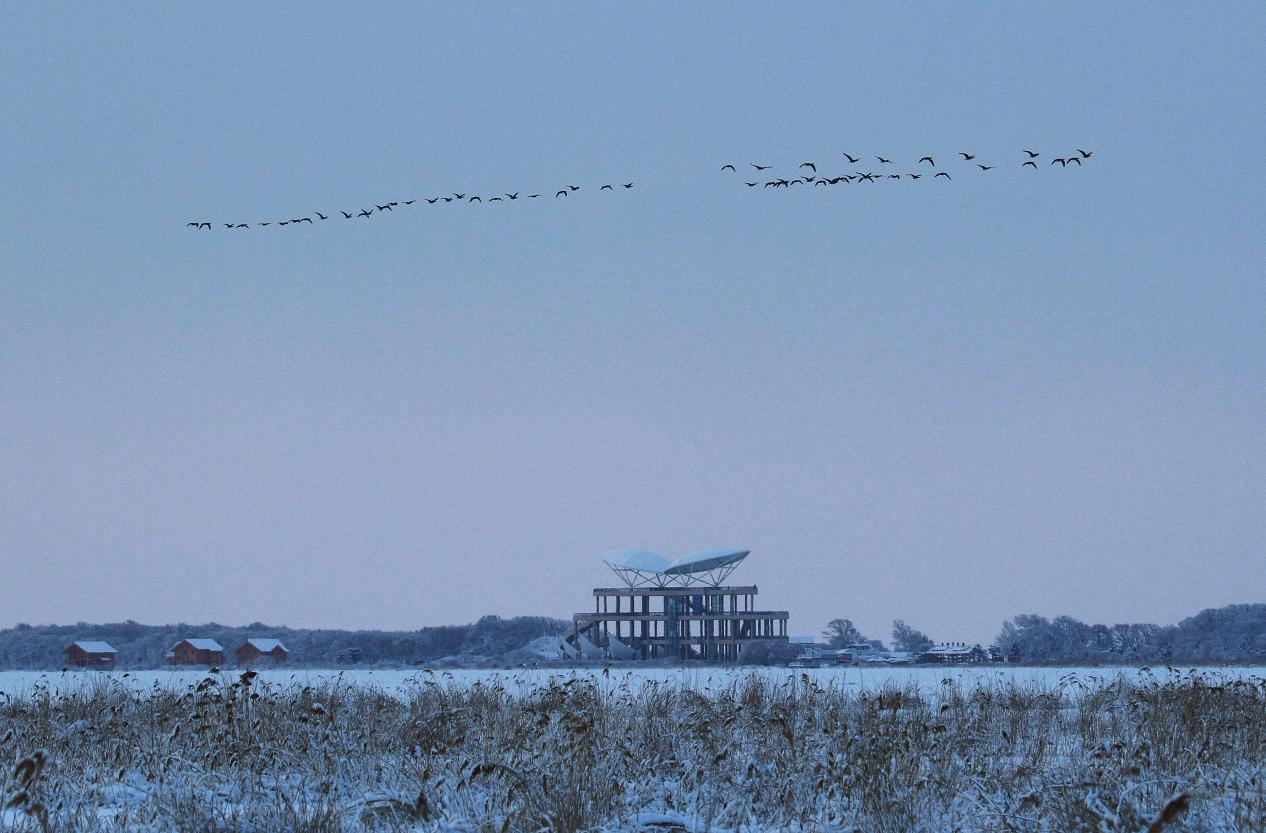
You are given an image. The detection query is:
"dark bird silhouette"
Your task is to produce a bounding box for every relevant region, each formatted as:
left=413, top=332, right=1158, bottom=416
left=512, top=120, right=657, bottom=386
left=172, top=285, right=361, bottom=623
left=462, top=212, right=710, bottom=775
left=527, top=194, right=540, bottom=198
left=843, top=153, right=860, bottom=163
left=858, top=173, right=878, bottom=182
left=299, top=217, right=313, bottom=223
left=622, top=182, right=633, bottom=188
left=489, top=197, right=503, bottom=201
left=764, top=180, right=777, bottom=187
left=1023, top=150, right=1039, bottom=158
left=800, top=162, right=816, bottom=172
left=876, top=156, right=892, bottom=163
left=960, top=152, right=976, bottom=160
left=918, top=156, right=935, bottom=166
left=425, top=198, right=439, bottom=205
left=341, top=211, right=353, bottom=218
left=815, top=180, right=829, bottom=186
left=556, top=190, right=567, bottom=198
left=788, top=179, right=803, bottom=186
left=977, top=164, right=994, bottom=171
left=377, top=204, right=392, bottom=211
left=358, top=209, right=373, bottom=217
left=721, top=164, right=736, bottom=172
left=568, top=185, right=580, bottom=191
left=403, top=200, right=415, bottom=205
left=1076, top=148, right=1092, bottom=158
left=259, top=222, right=271, bottom=226
left=453, top=193, right=466, bottom=199
left=803, top=175, right=816, bottom=183
left=469, top=196, right=481, bottom=202
left=505, top=193, right=519, bottom=200
left=279, top=221, right=290, bottom=226
left=745, top=182, right=757, bottom=187
left=751, top=164, right=771, bottom=170
left=600, top=185, right=613, bottom=190
left=907, top=174, right=921, bottom=180
left=1051, top=158, right=1067, bottom=167
left=315, top=212, right=328, bottom=220
left=1067, top=156, right=1082, bottom=166
left=1022, top=160, right=1037, bottom=169
left=389, top=202, right=398, bottom=207
left=934, top=172, right=951, bottom=179
left=223, top=224, right=234, bottom=228
left=232, top=223, right=248, bottom=228
left=442, top=197, right=453, bottom=203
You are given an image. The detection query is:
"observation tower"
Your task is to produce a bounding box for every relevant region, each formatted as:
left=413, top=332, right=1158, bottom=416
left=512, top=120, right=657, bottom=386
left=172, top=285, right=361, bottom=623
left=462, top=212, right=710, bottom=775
left=561, top=548, right=789, bottom=662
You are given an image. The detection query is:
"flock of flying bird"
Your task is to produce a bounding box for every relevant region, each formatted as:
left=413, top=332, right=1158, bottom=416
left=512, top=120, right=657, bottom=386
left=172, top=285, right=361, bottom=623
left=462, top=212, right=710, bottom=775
left=722, top=147, right=1094, bottom=188
left=185, top=180, right=635, bottom=230
left=187, top=146, right=1095, bottom=229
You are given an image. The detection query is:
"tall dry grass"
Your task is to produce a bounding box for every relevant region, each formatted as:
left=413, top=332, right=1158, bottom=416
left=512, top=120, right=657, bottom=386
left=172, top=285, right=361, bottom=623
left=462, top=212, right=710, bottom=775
left=1, top=668, right=1263, bottom=831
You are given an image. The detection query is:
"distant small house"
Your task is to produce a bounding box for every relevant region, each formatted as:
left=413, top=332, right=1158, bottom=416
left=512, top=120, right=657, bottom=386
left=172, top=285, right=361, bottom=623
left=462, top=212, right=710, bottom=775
left=64, top=641, right=117, bottom=668
left=917, top=643, right=988, bottom=664
left=236, top=638, right=288, bottom=665
left=168, top=638, right=226, bottom=666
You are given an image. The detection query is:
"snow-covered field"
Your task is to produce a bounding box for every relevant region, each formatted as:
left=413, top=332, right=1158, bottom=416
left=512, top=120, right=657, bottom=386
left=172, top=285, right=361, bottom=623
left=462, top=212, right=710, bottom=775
left=1, top=662, right=1262, bottom=697
left=2, top=664, right=1263, bottom=831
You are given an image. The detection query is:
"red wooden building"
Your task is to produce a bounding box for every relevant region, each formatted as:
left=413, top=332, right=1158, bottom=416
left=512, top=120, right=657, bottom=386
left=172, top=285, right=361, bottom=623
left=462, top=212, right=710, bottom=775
left=235, top=638, right=288, bottom=665
left=168, top=638, right=226, bottom=666
left=63, top=641, right=117, bottom=668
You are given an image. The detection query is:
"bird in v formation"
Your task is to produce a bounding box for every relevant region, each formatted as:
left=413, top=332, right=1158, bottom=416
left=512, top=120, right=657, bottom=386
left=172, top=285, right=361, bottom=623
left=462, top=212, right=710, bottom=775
left=187, top=175, right=636, bottom=229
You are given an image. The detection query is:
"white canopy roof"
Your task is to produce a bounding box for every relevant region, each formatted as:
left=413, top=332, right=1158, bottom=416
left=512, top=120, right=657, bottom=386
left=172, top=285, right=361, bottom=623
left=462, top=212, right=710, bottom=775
left=244, top=638, right=287, bottom=652
left=600, top=547, right=750, bottom=587
left=177, top=638, right=224, bottom=651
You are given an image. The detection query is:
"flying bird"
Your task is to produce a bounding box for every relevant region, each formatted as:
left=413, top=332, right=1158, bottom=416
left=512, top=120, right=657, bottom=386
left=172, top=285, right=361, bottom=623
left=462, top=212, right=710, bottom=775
left=1067, top=156, right=1082, bottom=166
left=259, top=222, right=271, bottom=226
left=469, top=196, right=481, bottom=202
left=918, top=156, right=935, bottom=166
left=442, top=197, right=453, bottom=203
left=359, top=209, right=373, bottom=217
left=721, top=164, right=736, bottom=172
left=600, top=184, right=613, bottom=190
left=489, top=197, right=502, bottom=201
left=527, top=194, right=540, bottom=198
left=799, top=162, right=816, bottom=172
left=622, top=183, right=633, bottom=188
left=745, top=182, right=757, bottom=187
left=232, top=223, right=248, bottom=228
left=556, top=190, right=567, bottom=197
left=1023, top=150, right=1040, bottom=158
left=751, top=164, right=771, bottom=170
left=907, top=174, right=921, bottom=180
left=425, top=198, right=439, bottom=204
left=223, top=224, right=234, bottom=228
left=977, top=164, right=994, bottom=171
left=299, top=217, right=313, bottom=223
left=934, top=172, right=951, bottom=179
left=403, top=200, right=415, bottom=205
left=876, top=156, right=892, bottom=164
left=505, top=193, right=519, bottom=200
left=1076, top=148, right=1092, bottom=158
left=1022, top=160, right=1037, bottom=169
left=568, top=185, right=580, bottom=191
left=279, top=221, right=289, bottom=226
left=341, top=211, right=353, bottom=218
left=960, top=153, right=976, bottom=160
left=453, top=193, right=466, bottom=199
left=843, top=153, right=860, bottom=163
left=315, top=212, right=328, bottom=220
left=376, top=204, right=392, bottom=211
left=1051, top=158, right=1067, bottom=167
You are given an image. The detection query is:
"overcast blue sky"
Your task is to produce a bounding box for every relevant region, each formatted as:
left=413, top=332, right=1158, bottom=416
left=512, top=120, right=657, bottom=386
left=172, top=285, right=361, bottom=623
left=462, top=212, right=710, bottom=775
left=2, top=2, right=1263, bottom=643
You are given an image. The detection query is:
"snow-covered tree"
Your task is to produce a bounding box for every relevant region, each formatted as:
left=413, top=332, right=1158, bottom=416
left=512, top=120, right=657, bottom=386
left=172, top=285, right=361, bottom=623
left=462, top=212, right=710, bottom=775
left=891, top=620, right=933, bottom=653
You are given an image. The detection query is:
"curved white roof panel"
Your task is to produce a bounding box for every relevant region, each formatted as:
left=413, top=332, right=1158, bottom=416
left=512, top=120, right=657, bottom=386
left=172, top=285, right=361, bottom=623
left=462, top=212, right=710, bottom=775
left=601, top=549, right=671, bottom=572
left=664, top=548, right=749, bottom=575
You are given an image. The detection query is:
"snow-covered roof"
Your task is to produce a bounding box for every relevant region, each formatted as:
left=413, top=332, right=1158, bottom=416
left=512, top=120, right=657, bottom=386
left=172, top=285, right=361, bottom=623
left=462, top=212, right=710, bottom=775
left=663, top=548, right=749, bottom=575
left=176, top=638, right=224, bottom=651
left=70, top=641, right=117, bottom=654
left=601, top=549, right=672, bottom=572
left=601, top=547, right=750, bottom=587
left=244, top=638, right=287, bottom=653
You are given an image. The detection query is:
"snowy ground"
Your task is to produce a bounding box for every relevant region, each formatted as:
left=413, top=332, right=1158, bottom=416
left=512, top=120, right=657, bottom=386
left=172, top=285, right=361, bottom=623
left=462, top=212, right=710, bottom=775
left=1, top=662, right=1262, bottom=697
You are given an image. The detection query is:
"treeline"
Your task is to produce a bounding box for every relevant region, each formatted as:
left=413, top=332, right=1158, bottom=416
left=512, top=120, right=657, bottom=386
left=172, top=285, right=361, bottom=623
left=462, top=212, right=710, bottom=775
left=0, top=615, right=570, bottom=669
left=994, top=604, right=1266, bottom=664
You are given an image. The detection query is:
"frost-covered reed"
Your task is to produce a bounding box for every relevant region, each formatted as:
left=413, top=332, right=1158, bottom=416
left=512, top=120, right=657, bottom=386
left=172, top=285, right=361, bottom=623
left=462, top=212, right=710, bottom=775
left=1, top=668, right=1263, bottom=831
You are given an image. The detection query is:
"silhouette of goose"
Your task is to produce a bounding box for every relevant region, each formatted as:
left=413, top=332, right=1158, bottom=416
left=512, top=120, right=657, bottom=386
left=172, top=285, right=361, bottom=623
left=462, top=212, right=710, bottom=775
left=751, top=164, right=771, bottom=170
left=721, top=164, right=736, bottom=171
left=622, top=183, right=633, bottom=188
left=426, top=198, right=439, bottom=204
left=1051, top=158, right=1067, bottom=167
left=876, top=156, right=892, bottom=163
left=918, top=156, right=935, bottom=166
left=843, top=153, right=860, bottom=163
left=1022, top=160, right=1037, bottom=169
left=1076, top=148, right=1092, bottom=158
left=505, top=193, right=519, bottom=200
left=934, top=172, right=951, bottom=179
left=556, top=190, right=567, bottom=197
left=601, top=185, right=613, bottom=190
left=341, top=211, right=353, bottom=218
left=376, top=204, right=392, bottom=211
left=1023, top=150, right=1039, bottom=158
left=358, top=209, right=373, bottom=217
left=978, top=164, right=994, bottom=171
left=960, top=152, right=976, bottom=160
left=315, top=212, right=328, bottom=220
left=799, top=162, right=816, bottom=172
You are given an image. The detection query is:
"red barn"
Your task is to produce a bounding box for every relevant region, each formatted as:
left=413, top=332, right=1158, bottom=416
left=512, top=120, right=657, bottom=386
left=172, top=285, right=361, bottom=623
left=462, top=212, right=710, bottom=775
left=168, top=638, right=226, bottom=666
left=235, top=638, right=288, bottom=665
left=63, top=641, right=117, bottom=668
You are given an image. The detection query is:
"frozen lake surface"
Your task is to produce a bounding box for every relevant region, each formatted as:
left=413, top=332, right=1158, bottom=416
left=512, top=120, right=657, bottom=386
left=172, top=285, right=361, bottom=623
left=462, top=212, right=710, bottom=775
left=2, top=663, right=1262, bottom=696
